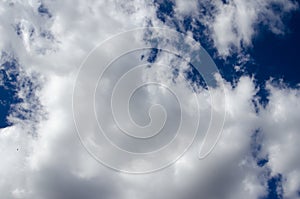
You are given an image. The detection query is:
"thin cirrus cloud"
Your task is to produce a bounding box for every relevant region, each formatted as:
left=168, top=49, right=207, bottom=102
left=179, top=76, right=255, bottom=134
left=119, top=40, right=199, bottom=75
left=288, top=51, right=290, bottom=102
left=0, top=0, right=299, bottom=199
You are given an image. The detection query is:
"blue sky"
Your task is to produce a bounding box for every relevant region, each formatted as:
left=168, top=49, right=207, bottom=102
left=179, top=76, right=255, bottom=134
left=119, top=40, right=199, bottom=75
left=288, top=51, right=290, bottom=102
left=150, top=2, right=300, bottom=198
left=1, top=1, right=300, bottom=199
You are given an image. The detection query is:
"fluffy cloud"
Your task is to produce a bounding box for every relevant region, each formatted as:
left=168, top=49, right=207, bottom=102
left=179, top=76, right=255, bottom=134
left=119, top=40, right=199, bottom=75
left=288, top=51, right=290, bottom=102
left=173, top=0, right=298, bottom=57
left=210, top=0, right=298, bottom=56
left=0, top=0, right=299, bottom=199
left=259, top=82, right=300, bottom=198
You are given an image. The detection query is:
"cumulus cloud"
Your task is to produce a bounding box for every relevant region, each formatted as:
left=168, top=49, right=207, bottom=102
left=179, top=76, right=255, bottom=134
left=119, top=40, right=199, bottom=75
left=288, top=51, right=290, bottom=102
left=210, top=0, right=298, bottom=56
left=0, top=0, right=299, bottom=199
left=173, top=0, right=298, bottom=57
left=259, top=82, right=300, bottom=198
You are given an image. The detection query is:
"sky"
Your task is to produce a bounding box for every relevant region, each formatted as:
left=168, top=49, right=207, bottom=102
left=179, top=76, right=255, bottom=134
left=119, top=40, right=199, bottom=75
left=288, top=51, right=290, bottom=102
left=0, top=0, right=300, bottom=199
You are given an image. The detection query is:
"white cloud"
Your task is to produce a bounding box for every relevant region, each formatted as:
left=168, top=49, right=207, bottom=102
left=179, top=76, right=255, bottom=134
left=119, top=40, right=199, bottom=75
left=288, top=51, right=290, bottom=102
left=215, top=0, right=298, bottom=56
left=0, top=0, right=300, bottom=199
left=259, top=82, right=300, bottom=198
left=173, top=0, right=298, bottom=57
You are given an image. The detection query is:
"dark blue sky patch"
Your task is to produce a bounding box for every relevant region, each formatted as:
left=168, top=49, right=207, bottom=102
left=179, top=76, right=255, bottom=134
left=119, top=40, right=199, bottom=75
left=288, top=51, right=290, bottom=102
left=0, top=57, right=23, bottom=128
left=0, top=53, right=43, bottom=128
left=154, top=0, right=174, bottom=23
left=184, top=63, right=207, bottom=90
left=147, top=48, right=159, bottom=63
left=257, top=158, right=269, bottom=167
left=250, top=129, right=270, bottom=168
left=263, top=174, right=284, bottom=199
left=38, top=3, right=52, bottom=18
left=183, top=17, right=208, bottom=43
left=249, top=10, right=300, bottom=87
